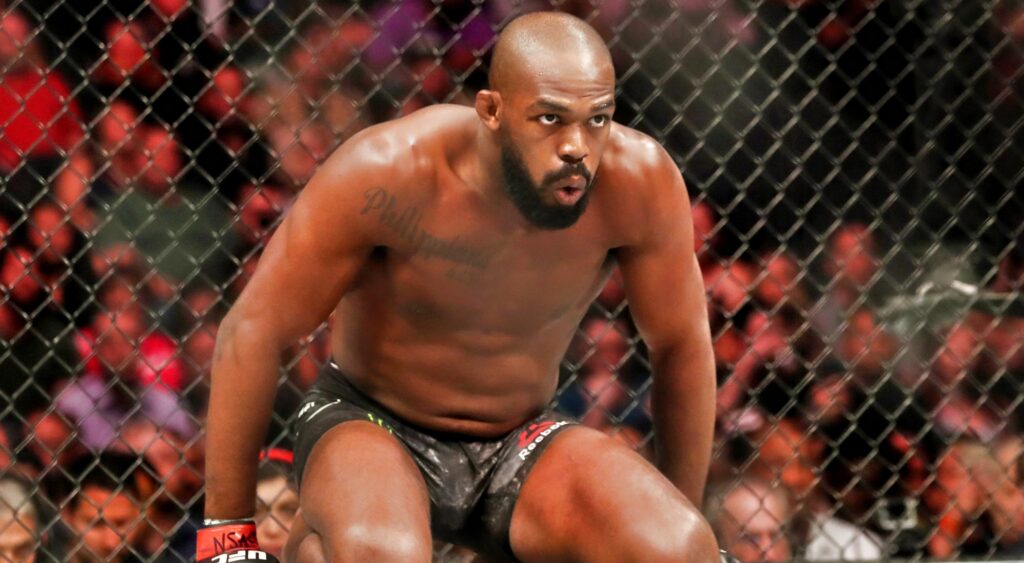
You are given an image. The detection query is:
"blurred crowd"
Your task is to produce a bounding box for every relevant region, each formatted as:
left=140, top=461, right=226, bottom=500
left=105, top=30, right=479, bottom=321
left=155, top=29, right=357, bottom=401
left=1, top=0, right=1023, bottom=561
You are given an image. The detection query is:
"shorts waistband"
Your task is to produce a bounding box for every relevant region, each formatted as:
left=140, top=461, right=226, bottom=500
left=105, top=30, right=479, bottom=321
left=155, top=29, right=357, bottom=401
left=313, top=361, right=519, bottom=444
left=313, top=360, right=387, bottom=410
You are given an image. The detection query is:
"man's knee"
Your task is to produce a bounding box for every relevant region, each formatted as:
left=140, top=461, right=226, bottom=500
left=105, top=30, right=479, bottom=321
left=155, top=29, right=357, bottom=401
left=330, top=524, right=432, bottom=563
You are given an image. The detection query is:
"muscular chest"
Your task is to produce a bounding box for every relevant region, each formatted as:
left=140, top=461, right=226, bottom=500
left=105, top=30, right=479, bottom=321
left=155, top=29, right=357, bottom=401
left=363, top=190, right=613, bottom=333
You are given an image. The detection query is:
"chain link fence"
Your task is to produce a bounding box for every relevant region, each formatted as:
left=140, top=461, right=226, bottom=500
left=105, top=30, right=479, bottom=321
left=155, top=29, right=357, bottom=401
left=0, top=0, right=1022, bottom=560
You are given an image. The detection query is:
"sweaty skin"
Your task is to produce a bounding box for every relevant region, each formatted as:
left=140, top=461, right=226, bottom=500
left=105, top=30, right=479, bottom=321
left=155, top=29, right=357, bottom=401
left=205, top=13, right=716, bottom=539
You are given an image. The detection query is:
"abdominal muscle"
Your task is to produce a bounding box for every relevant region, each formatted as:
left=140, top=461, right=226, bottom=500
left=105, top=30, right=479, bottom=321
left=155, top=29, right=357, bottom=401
left=328, top=303, right=575, bottom=438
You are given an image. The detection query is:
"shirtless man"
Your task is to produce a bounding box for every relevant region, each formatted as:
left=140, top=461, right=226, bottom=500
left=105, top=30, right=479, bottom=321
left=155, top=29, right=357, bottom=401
left=200, top=12, right=718, bottom=563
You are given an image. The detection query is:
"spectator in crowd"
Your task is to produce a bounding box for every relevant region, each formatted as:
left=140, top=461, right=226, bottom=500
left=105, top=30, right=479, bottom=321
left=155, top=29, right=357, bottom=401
left=835, top=307, right=899, bottom=382
left=705, top=476, right=794, bottom=562
left=931, top=243, right=1024, bottom=435
left=118, top=419, right=204, bottom=561
left=233, top=183, right=290, bottom=252
left=16, top=410, right=83, bottom=478
left=692, top=202, right=762, bottom=391
left=814, top=222, right=882, bottom=336
left=717, top=250, right=847, bottom=424
left=254, top=449, right=299, bottom=560
left=265, top=121, right=334, bottom=190
left=751, top=251, right=814, bottom=316
left=707, top=260, right=756, bottom=382
left=90, top=124, right=239, bottom=285
left=362, top=0, right=494, bottom=94
left=87, top=20, right=166, bottom=118
left=59, top=452, right=156, bottom=563
left=261, top=16, right=373, bottom=128
left=25, top=200, right=98, bottom=328
left=181, top=62, right=265, bottom=198
left=926, top=437, right=1024, bottom=557
left=0, top=10, right=84, bottom=204
left=0, top=475, right=41, bottom=563
left=89, top=100, right=143, bottom=203
left=743, top=418, right=884, bottom=560
left=0, top=245, right=79, bottom=424
left=56, top=294, right=196, bottom=449
left=252, top=20, right=370, bottom=191
left=559, top=317, right=649, bottom=433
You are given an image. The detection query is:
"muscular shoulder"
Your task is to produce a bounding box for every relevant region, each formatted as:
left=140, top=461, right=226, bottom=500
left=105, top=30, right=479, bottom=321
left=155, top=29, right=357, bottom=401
left=319, top=104, right=474, bottom=193
left=594, top=124, right=689, bottom=245
left=294, top=105, right=474, bottom=246
left=605, top=124, right=671, bottom=167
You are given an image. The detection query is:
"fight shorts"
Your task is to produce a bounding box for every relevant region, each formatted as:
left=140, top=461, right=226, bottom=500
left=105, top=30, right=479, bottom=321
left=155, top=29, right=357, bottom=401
left=292, top=361, right=578, bottom=560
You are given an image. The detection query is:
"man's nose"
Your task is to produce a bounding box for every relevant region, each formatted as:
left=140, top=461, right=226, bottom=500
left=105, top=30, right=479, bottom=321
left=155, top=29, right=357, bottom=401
left=558, top=126, right=588, bottom=163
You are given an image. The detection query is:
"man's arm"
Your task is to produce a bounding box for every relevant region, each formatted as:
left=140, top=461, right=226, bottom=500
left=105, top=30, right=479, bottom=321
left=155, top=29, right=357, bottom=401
left=204, top=139, right=379, bottom=520
left=616, top=149, right=715, bottom=507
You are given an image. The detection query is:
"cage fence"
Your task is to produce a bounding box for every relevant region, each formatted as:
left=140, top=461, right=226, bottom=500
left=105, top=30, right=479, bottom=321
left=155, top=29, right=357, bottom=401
left=0, top=0, right=1022, bottom=561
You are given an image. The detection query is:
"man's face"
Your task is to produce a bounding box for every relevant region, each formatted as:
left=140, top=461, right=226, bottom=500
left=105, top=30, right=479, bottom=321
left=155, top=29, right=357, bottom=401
left=66, top=487, right=143, bottom=563
left=0, top=512, right=36, bottom=563
left=496, top=56, right=615, bottom=229
left=139, top=127, right=182, bottom=194
left=717, top=487, right=793, bottom=562
left=29, top=204, right=75, bottom=264
left=827, top=225, right=877, bottom=288
left=94, top=307, right=144, bottom=375
left=255, top=476, right=299, bottom=559
left=1, top=247, right=43, bottom=308
left=751, top=421, right=822, bottom=501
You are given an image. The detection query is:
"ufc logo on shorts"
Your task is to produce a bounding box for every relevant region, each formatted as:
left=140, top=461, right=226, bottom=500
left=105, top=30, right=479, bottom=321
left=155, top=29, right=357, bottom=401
left=211, top=551, right=268, bottom=562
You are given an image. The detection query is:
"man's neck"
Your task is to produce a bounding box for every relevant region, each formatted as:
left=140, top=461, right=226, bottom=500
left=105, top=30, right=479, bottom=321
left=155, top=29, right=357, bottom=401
left=452, top=124, right=528, bottom=230
left=469, top=123, right=503, bottom=199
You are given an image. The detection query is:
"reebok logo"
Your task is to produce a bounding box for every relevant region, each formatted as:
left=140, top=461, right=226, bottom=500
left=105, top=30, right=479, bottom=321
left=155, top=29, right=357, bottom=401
left=519, top=421, right=556, bottom=449
left=517, top=420, right=570, bottom=461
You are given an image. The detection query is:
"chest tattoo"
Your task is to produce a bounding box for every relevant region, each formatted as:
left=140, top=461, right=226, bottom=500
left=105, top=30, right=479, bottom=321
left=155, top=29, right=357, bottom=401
left=362, top=187, right=497, bottom=270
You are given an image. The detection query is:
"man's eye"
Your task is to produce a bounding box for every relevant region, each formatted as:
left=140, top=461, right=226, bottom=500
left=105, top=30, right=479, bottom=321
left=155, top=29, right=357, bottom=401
left=539, top=114, right=559, bottom=125
left=589, top=115, right=608, bottom=127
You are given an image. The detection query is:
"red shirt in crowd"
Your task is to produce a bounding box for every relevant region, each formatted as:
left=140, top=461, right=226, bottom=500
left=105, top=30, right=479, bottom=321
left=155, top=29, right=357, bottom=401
left=0, top=69, right=83, bottom=170
left=74, top=328, right=187, bottom=392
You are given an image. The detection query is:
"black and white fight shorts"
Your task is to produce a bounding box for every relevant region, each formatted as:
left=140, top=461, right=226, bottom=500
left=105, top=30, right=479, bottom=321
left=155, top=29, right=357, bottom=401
left=292, top=361, right=577, bottom=560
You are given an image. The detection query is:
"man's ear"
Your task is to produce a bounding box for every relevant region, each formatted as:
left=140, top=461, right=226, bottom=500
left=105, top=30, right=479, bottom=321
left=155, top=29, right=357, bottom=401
left=475, top=90, right=501, bottom=132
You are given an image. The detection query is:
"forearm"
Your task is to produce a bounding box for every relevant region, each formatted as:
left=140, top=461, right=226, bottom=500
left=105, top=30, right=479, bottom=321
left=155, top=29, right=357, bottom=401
left=650, top=341, right=716, bottom=507
left=204, top=315, right=285, bottom=519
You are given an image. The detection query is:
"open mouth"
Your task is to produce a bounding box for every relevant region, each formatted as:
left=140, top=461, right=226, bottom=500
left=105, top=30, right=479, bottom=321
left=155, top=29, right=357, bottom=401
left=553, top=176, right=586, bottom=205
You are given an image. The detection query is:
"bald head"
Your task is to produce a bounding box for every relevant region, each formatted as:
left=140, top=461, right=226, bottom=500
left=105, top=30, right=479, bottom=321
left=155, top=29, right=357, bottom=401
left=490, top=12, right=613, bottom=94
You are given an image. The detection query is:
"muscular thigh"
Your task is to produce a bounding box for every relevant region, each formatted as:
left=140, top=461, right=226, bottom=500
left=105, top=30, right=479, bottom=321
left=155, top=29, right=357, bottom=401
left=509, top=426, right=714, bottom=563
left=290, top=420, right=432, bottom=561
